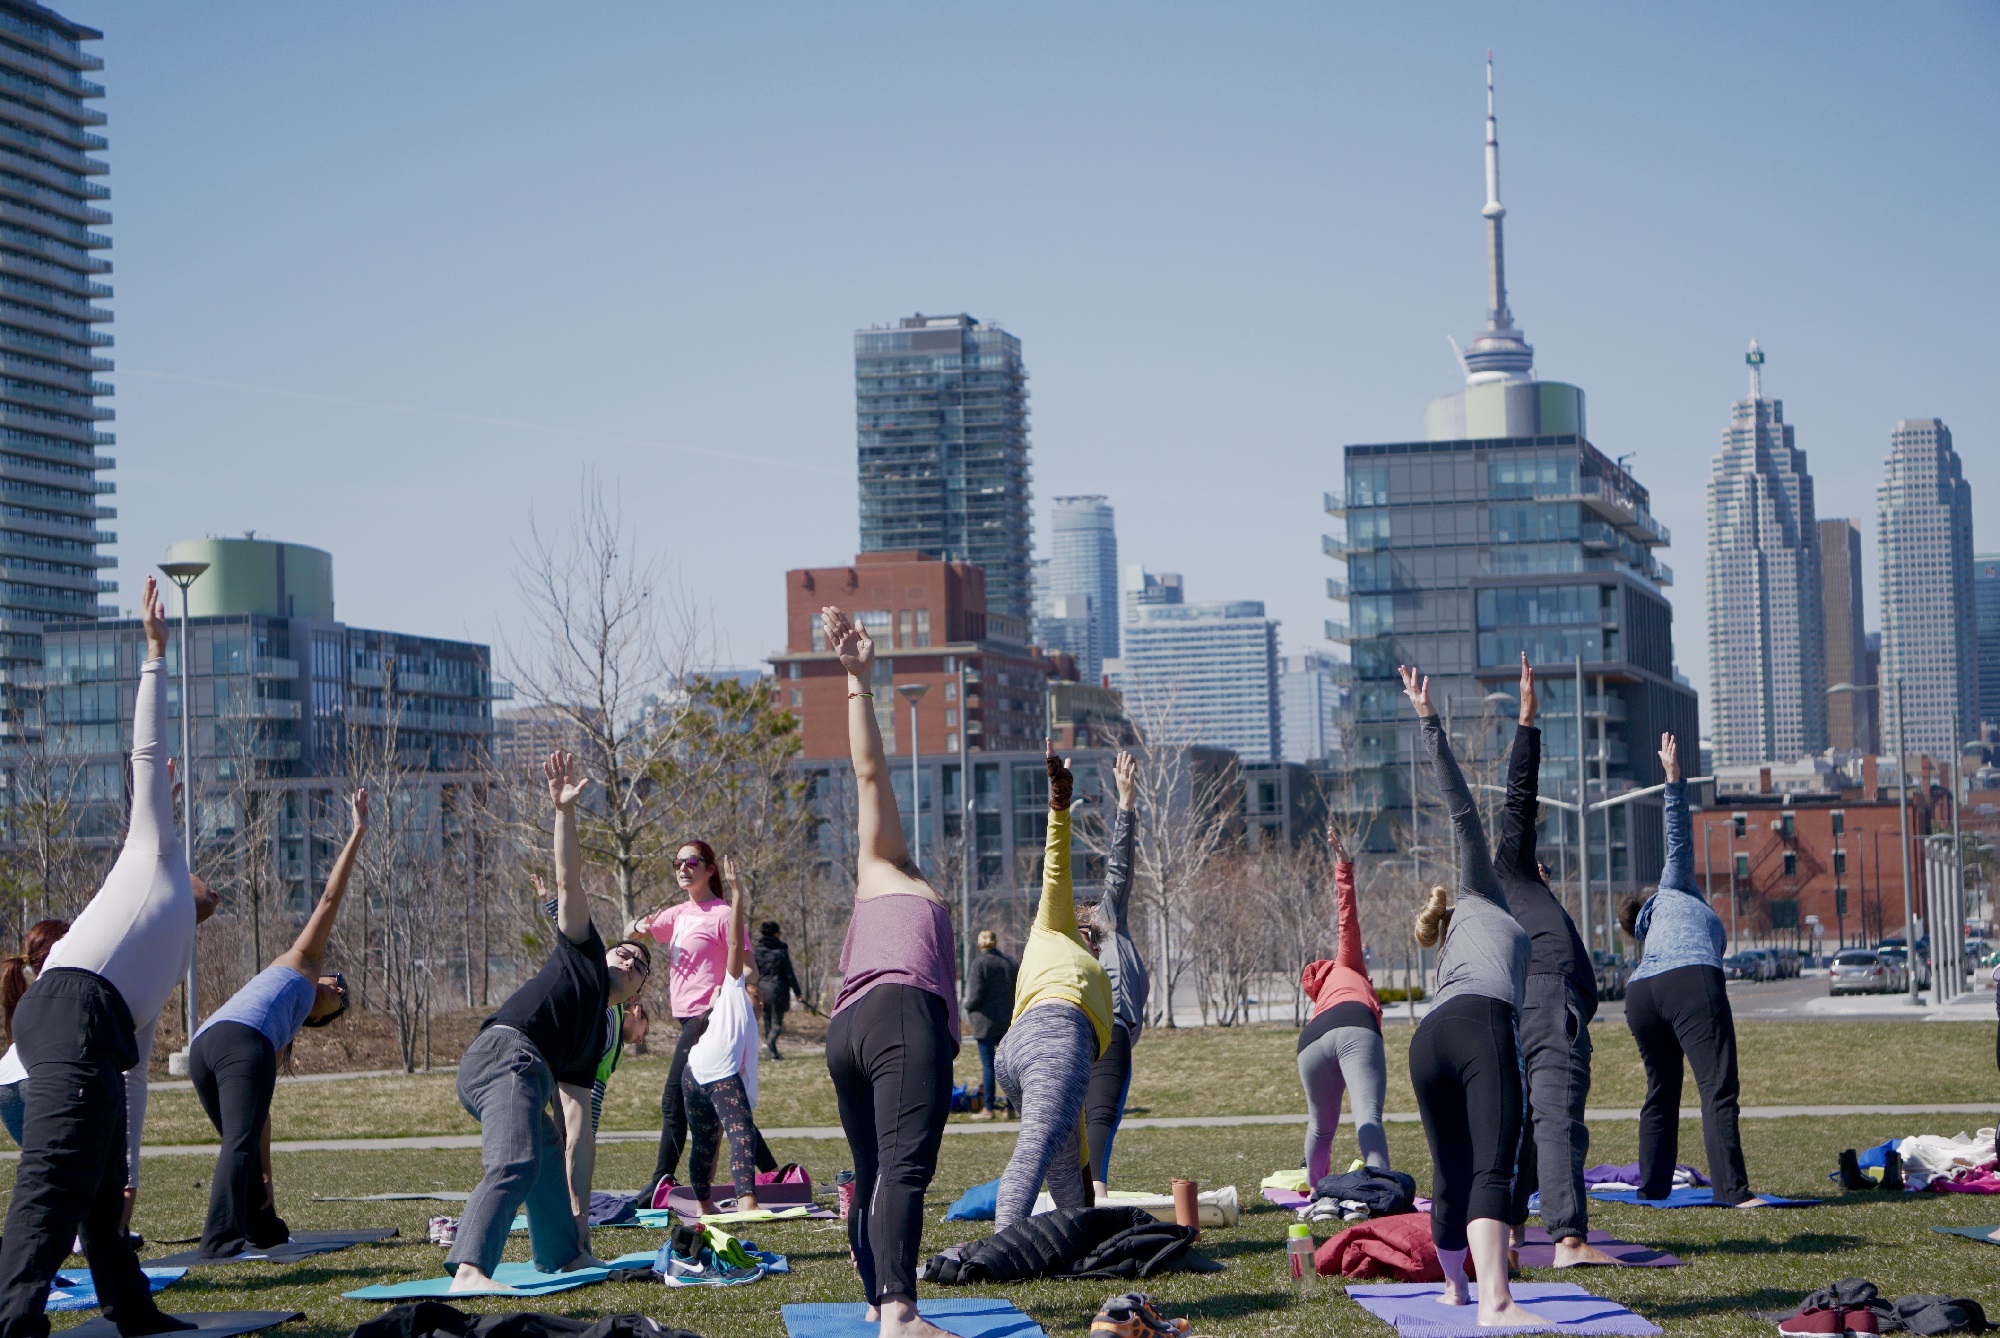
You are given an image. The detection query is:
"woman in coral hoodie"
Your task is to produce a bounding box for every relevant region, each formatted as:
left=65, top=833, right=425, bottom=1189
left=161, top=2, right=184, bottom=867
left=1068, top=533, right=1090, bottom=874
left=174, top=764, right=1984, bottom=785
left=1296, top=823, right=1389, bottom=1183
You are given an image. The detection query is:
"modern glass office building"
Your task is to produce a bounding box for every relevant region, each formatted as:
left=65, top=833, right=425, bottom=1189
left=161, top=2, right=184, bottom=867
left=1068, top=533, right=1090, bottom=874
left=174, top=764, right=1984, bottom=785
left=856, top=313, right=1033, bottom=624
left=1977, top=554, right=2000, bottom=733
left=0, top=3, right=115, bottom=737
left=1877, top=418, right=1976, bottom=759
left=1044, top=495, right=1119, bottom=682
left=1115, top=569, right=1281, bottom=764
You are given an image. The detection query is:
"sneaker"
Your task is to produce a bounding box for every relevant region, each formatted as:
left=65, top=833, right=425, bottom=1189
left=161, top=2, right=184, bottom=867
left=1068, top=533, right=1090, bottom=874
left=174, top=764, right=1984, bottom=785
left=1777, top=1309, right=1844, bottom=1337
left=1090, top=1293, right=1190, bottom=1338
left=1844, top=1309, right=1880, bottom=1336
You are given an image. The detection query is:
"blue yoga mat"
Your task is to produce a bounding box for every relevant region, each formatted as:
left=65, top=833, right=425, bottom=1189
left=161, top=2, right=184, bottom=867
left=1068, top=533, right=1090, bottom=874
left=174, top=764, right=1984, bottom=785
left=47, top=1267, right=185, bottom=1312
left=942, top=1178, right=1001, bottom=1221
left=1933, top=1225, right=2000, bottom=1246
left=1589, top=1187, right=1820, bottom=1209
left=1346, top=1283, right=1662, bottom=1335
left=60, top=1311, right=302, bottom=1338
left=782, top=1299, right=1045, bottom=1338
left=341, top=1251, right=655, bottom=1300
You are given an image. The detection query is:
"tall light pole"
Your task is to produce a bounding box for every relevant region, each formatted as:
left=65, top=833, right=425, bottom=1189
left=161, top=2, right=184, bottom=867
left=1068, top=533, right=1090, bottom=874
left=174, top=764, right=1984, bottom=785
left=957, top=661, right=972, bottom=981
left=897, top=682, right=930, bottom=876
left=160, top=559, right=209, bottom=1057
left=1831, top=680, right=1917, bottom=1004
left=1575, top=656, right=1591, bottom=956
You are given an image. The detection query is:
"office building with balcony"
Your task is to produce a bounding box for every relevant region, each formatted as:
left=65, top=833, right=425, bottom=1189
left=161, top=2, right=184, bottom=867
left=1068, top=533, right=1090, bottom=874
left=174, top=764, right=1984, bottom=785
left=1042, top=495, right=1119, bottom=683
left=1704, top=343, right=1826, bottom=766
left=0, top=3, right=116, bottom=733
left=856, top=313, right=1034, bottom=623
left=1113, top=569, right=1281, bottom=764
left=1325, top=58, right=1697, bottom=891
left=1821, top=518, right=1875, bottom=752
left=1877, top=419, right=1976, bottom=759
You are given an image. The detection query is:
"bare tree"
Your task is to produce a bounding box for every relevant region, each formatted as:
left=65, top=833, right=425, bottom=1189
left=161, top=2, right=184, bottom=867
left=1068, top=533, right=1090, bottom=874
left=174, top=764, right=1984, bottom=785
left=0, top=713, right=112, bottom=939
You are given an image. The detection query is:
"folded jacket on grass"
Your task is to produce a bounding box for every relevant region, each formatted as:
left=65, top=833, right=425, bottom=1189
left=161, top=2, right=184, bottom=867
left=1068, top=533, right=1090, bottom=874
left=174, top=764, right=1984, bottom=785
left=341, top=1252, right=656, bottom=1300
left=352, top=1301, right=703, bottom=1338
left=1511, top=1229, right=1684, bottom=1268
left=1345, top=1282, right=1663, bottom=1335
left=1315, top=1169, right=1418, bottom=1218
left=511, top=1193, right=649, bottom=1231
left=47, top=1267, right=185, bottom=1312
left=59, top=1311, right=304, bottom=1338
left=782, top=1299, right=1046, bottom=1338
left=1317, top=1214, right=1441, bottom=1282
left=922, top=1206, right=1202, bottom=1284
left=148, top=1228, right=401, bottom=1268
left=943, top=1178, right=1001, bottom=1221
left=1589, top=1187, right=1820, bottom=1208
left=1932, top=1225, right=2000, bottom=1247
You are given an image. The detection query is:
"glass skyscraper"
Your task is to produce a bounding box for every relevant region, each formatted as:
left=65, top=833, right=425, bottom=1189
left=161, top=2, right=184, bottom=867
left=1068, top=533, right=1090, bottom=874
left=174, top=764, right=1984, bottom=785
left=855, top=313, right=1033, bottom=623
left=1042, top=494, right=1119, bottom=683
left=1977, top=554, right=2000, bottom=734
left=1877, top=419, right=1976, bottom=758
left=0, top=3, right=114, bottom=738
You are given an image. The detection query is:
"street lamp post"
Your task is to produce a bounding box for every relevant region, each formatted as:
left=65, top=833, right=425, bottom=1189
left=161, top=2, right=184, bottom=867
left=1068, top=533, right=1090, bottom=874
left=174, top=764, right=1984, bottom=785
left=957, top=661, right=972, bottom=981
left=1830, top=680, right=1918, bottom=1004
left=160, top=559, right=209, bottom=1065
left=897, top=682, right=930, bottom=876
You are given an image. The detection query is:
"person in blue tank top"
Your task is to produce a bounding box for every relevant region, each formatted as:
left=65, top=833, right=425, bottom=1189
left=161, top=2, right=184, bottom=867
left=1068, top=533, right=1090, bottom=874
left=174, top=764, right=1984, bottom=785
left=187, top=790, right=368, bottom=1258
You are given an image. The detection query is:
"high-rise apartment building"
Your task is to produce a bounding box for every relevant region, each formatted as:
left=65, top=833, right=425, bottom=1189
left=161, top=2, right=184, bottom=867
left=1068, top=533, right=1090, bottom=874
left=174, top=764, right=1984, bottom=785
left=1043, top=495, right=1119, bottom=683
left=1977, top=555, right=2000, bottom=733
left=1877, top=419, right=1976, bottom=758
left=1114, top=569, right=1280, bottom=763
left=0, top=4, right=115, bottom=736
left=1328, top=58, right=1696, bottom=888
left=855, top=313, right=1033, bottom=623
left=1704, top=344, right=1825, bottom=766
left=1819, top=518, right=1873, bottom=752
left=1279, top=651, right=1346, bottom=765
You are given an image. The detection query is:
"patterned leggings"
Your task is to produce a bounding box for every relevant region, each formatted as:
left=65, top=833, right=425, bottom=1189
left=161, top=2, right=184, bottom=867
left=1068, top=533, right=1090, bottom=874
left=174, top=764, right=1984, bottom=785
left=993, top=1002, right=1097, bottom=1229
left=683, top=1071, right=759, bottom=1202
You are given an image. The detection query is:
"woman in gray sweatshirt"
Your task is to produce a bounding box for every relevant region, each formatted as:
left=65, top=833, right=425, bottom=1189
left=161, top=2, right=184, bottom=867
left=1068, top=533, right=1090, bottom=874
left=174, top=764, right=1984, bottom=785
left=1400, top=666, right=1543, bottom=1328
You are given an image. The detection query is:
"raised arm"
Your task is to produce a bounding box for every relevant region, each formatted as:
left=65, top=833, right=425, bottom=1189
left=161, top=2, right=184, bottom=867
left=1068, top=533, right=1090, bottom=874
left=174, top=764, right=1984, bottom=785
left=275, top=789, right=368, bottom=978
left=723, top=856, right=746, bottom=980
left=1328, top=826, right=1366, bottom=975
left=1656, top=733, right=1699, bottom=898
left=1495, top=655, right=1542, bottom=881
left=546, top=751, right=594, bottom=944
left=1401, top=664, right=1504, bottom=907
left=822, top=606, right=913, bottom=875
left=131, top=575, right=175, bottom=856
left=1094, top=752, right=1139, bottom=937
left=1037, top=741, right=1080, bottom=937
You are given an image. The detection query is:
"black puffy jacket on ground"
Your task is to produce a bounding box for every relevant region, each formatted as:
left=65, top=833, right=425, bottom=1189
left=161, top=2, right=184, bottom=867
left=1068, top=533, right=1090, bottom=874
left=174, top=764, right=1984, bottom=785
left=921, top=1206, right=1202, bottom=1284
left=351, top=1303, right=702, bottom=1338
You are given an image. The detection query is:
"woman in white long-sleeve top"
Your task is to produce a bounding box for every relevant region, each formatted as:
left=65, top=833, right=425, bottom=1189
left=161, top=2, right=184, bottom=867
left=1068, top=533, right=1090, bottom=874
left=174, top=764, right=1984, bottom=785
left=0, top=576, right=220, bottom=1338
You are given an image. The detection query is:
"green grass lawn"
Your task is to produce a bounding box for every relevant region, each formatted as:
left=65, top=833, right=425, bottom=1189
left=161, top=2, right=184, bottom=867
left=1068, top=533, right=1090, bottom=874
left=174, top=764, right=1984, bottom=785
left=72, top=1114, right=2000, bottom=1338
left=138, top=1021, right=2000, bottom=1146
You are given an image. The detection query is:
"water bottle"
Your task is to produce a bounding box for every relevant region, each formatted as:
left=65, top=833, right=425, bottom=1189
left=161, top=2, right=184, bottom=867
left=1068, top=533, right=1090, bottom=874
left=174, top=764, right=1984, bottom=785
left=834, top=1170, right=856, bottom=1221
left=1286, top=1222, right=1317, bottom=1293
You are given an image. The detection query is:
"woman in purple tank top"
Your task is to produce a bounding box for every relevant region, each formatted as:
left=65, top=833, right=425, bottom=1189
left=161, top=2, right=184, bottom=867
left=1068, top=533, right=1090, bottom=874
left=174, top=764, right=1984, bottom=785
left=820, top=606, right=959, bottom=1338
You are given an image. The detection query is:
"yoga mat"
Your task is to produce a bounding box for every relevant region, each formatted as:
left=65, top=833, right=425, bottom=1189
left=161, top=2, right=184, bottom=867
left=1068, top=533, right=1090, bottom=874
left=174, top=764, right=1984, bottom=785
left=340, top=1251, right=655, bottom=1300
left=659, top=1185, right=834, bottom=1222
left=148, top=1228, right=400, bottom=1268
left=1263, top=1187, right=1311, bottom=1209
left=1346, top=1283, right=1662, bottom=1335
left=313, top=1192, right=469, bottom=1202
left=702, top=1206, right=815, bottom=1225
left=60, top=1312, right=303, bottom=1338
left=46, top=1268, right=185, bottom=1312
left=782, top=1298, right=1045, bottom=1338
left=1512, top=1229, right=1683, bottom=1268
left=1589, top=1187, right=1821, bottom=1209
left=1932, top=1225, right=2000, bottom=1246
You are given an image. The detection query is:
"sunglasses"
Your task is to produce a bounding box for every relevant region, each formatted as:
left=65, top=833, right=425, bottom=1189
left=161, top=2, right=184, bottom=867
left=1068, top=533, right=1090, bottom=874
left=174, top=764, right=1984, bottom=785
left=674, top=856, right=707, bottom=871
left=615, top=945, right=652, bottom=976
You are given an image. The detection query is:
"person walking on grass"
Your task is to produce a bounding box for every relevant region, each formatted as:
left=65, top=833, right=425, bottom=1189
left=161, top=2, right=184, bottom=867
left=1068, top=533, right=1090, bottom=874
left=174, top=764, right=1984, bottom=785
left=1084, top=750, right=1149, bottom=1195
left=753, top=920, right=804, bottom=1061
left=1399, top=663, right=1548, bottom=1328
left=1297, top=822, right=1390, bottom=1183
left=963, top=931, right=1016, bottom=1122
left=682, top=856, right=771, bottom=1216
left=1620, top=732, right=1776, bottom=1208
left=820, top=606, right=961, bottom=1338
left=447, top=751, right=652, bottom=1293
left=187, top=789, right=368, bottom=1259
left=1497, top=655, right=1617, bottom=1267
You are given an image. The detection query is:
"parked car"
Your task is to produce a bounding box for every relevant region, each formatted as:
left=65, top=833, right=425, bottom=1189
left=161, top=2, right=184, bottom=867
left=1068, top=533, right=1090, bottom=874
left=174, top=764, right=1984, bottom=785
left=1724, top=951, right=1773, bottom=982
left=1592, top=951, right=1629, bottom=1001
left=1767, top=947, right=1801, bottom=978
left=1878, top=946, right=1928, bottom=990
left=1828, top=949, right=1903, bottom=995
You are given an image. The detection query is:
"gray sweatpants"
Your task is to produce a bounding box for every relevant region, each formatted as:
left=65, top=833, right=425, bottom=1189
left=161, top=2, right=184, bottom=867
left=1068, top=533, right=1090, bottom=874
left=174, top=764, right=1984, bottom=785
left=1511, top=973, right=1593, bottom=1241
left=448, top=1025, right=579, bottom=1275
left=993, top=1002, right=1096, bottom=1230
left=1297, top=1024, right=1391, bottom=1183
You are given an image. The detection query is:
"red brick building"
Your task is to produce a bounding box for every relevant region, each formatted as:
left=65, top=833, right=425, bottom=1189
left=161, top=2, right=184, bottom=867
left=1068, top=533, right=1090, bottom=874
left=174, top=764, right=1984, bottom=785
left=771, top=551, right=1053, bottom=761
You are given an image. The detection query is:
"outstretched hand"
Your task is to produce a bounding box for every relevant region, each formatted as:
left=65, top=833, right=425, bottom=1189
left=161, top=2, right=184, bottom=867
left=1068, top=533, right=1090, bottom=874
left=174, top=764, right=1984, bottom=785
left=722, top=854, right=744, bottom=906
left=1658, top=732, right=1680, bottom=783
left=1045, top=738, right=1073, bottom=813
left=1113, top=752, right=1138, bottom=811
left=544, top=750, right=591, bottom=810
left=1325, top=823, right=1350, bottom=864
left=142, top=574, right=169, bottom=660
left=1398, top=664, right=1435, bottom=718
left=820, top=606, right=873, bottom=679
left=1518, top=653, right=1537, bottom=727
left=349, top=787, right=370, bottom=835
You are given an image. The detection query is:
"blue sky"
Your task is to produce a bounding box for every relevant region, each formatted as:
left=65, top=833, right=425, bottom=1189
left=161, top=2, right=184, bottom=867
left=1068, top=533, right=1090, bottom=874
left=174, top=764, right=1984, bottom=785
left=80, top=2, right=1999, bottom=706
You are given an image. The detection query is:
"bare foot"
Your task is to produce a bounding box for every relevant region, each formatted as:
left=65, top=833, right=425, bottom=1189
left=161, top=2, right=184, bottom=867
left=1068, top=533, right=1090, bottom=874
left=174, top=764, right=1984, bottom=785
left=877, top=1293, right=953, bottom=1338
left=697, top=1198, right=722, bottom=1217
left=1554, top=1236, right=1621, bottom=1267
left=448, top=1264, right=519, bottom=1293
left=1734, top=1195, right=1777, bottom=1208
left=1478, top=1294, right=1553, bottom=1328
left=1436, top=1282, right=1470, bottom=1306
left=558, top=1253, right=608, bottom=1272
left=738, top=1193, right=760, bottom=1213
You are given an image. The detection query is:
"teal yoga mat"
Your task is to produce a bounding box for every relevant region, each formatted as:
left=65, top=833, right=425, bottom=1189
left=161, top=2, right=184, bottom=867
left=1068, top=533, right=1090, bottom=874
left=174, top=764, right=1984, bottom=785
left=782, top=1299, right=1045, bottom=1338
left=340, top=1251, right=655, bottom=1300
left=47, top=1267, right=185, bottom=1312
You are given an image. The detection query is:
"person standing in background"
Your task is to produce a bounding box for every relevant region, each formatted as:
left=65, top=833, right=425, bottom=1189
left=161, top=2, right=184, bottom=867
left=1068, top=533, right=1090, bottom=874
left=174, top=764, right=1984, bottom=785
left=963, top=931, right=1017, bottom=1121
left=753, top=921, right=804, bottom=1061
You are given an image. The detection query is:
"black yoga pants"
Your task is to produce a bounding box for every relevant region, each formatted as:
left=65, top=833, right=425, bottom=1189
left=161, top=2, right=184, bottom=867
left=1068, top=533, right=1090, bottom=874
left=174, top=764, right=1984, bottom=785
left=1085, top=1023, right=1133, bottom=1184
left=0, top=968, right=171, bottom=1338
left=1408, top=992, right=1523, bottom=1252
left=825, top=983, right=953, bottom=1305
left=648, top=1010, right=776, bottom=1196
left=1624, top=964, right=1750, bottom=1205
left=189, top=1021, right=288, bottom=1257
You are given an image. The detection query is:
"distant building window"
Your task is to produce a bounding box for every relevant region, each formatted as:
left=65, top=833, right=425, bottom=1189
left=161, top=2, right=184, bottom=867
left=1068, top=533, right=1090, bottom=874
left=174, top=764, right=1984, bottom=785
left=945, top=733, right=957, bottom=752
left=1782, top=852, right=1797, bottom=877
left=789, top=689, right=802, bottom=709
left=914, top=609, right=931, bottom=647
left=898, top=610, right=913, bottom=648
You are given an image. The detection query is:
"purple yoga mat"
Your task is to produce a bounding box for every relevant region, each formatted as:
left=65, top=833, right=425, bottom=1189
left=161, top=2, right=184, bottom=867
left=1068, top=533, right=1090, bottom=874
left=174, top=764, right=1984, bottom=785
left=1512, top=1229, right=1683, bottom=1269
left=1346, top=1283, right=1662, bottom=1336
left=1263, top=1188, right=1311, bottom=1208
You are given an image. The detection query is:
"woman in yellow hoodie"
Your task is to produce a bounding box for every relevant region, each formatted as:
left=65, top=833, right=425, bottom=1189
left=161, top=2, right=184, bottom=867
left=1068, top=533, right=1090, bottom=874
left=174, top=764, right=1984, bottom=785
left=991, top=742, right=1115, bottom=1229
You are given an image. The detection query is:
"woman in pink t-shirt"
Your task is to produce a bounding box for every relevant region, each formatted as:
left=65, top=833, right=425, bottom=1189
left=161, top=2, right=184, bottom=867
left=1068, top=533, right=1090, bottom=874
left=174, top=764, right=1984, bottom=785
left=634, top=838, right=756, bottom=1200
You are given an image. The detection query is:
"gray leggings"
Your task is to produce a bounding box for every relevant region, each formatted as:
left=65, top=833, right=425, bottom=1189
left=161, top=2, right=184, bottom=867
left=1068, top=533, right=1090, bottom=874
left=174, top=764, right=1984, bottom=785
left=993, top=1002, right=1096, bottom=1229
left=1298, top=1024, right=1391, bottom=1183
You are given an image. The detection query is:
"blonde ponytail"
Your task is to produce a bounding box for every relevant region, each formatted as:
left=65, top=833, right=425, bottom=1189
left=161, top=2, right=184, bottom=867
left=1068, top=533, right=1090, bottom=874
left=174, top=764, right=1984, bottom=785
left=1412, top=885, right=1452, bottom=948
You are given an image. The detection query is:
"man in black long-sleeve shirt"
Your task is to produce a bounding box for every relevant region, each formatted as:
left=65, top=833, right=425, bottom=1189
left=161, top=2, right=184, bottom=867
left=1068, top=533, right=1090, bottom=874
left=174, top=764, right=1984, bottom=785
left=1499, top=657, right=1615, bottom=1268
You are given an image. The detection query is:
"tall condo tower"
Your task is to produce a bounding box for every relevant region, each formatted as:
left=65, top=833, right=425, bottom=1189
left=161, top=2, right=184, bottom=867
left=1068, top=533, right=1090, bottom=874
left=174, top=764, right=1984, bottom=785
left=1818, top=518, right=1873, bottom=753
left=1043, top=495, right=1119, bottom=682
left=0, top=2, right=114, bottom=734
left=1876, top=419, right=1976, bottom=758
left=855, top=313, right=1033, bottom=623
left=1704, top=343, right=1826, bottom=766
left=1330, top=55, right=1696, bottom=892
left=1114, top=569, right=1281, bottom=763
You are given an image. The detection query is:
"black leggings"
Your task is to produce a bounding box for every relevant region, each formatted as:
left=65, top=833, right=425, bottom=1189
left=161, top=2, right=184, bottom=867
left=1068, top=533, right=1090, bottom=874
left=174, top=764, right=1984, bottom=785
left=825, top=983, right=953, bottom=1305
left=647, top=1011, right=777, bottom=1195
left=684, top=1072, right=760, bottom=1202
left=1085, top=1023, right=1133, bottom=1184
left=1624, top=965, right=1750, bottom=1204
left=1408, top=993, right=1523, bottom=1251
left=0, top=968, right=168, bottom=1338
left=189, top=1021, right=288, bottom=1256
